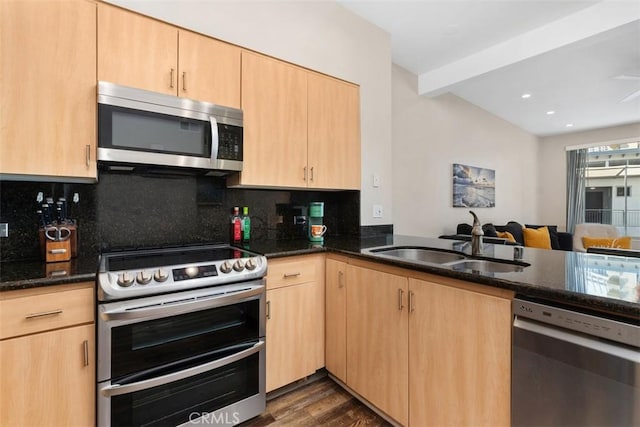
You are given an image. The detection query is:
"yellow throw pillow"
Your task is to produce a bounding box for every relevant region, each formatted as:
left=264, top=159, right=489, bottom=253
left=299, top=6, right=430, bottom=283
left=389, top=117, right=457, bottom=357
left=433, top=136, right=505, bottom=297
left=582, top=236, right=632, bottom=250
left=523, top=226, right=552, bottom=249
left=496, top=231, right=516, bottom=243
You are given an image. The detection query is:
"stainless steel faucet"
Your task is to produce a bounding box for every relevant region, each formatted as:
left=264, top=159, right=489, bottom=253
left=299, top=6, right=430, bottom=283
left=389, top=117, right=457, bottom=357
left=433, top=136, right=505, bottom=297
left=470, top=211, right=484, bottom=256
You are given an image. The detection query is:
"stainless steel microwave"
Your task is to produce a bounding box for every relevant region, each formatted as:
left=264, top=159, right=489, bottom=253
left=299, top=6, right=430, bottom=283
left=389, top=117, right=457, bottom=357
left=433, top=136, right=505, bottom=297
left=97, top=81, right=242, bottom=174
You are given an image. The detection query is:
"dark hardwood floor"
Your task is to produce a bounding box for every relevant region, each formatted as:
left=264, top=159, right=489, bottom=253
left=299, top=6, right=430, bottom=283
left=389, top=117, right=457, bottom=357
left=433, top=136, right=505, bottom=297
left=241, top=377, right=393, bottom=426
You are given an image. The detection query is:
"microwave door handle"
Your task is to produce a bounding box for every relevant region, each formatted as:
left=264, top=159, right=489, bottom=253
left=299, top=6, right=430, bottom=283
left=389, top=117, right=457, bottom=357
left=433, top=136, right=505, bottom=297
left=209, top=116, right=219, bottom=167
left=100, top=340, right=265, bottom=397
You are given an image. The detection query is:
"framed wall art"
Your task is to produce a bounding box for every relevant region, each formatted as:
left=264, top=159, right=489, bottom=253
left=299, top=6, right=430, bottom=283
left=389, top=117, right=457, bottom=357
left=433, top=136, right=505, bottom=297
left=452, top=163, right=495, bottom=208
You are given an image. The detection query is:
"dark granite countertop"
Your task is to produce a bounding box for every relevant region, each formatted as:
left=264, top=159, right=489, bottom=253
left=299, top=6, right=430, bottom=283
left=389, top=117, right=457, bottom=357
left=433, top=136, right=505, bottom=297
left=2, top=235, right=638, bottom=320
left=245, top=235, right=639, bottom=319
left=0, top=253, right=99, bottom=292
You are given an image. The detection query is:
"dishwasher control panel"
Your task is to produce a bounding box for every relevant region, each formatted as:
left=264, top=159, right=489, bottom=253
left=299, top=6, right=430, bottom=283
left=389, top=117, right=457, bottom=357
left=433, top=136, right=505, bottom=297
left=514, top=299, right=639, bottom=348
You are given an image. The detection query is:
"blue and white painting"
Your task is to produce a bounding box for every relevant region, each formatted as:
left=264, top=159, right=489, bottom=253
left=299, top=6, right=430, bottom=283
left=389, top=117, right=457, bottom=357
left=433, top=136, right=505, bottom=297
left=453, top=163, right=495, bottom=208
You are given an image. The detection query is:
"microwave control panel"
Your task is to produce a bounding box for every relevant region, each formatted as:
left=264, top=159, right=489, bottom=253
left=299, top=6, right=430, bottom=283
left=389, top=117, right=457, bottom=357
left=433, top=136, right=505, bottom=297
left=217, top=124, right=243, bottom=161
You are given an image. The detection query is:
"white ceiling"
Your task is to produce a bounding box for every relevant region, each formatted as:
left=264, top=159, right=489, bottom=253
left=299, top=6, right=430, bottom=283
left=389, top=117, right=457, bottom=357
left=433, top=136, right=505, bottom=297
left=338, top=0, right=640, bottom=136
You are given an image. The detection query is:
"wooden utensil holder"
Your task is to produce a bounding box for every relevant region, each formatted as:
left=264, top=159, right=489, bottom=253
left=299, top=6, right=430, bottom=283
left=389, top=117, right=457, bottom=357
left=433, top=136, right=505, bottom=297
left=39, top=224, right=77, bottom=262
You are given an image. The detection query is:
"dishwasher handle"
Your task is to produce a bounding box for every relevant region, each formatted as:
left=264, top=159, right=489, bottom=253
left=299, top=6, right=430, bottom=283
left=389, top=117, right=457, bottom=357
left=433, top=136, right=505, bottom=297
left=514, top=316, right=640, bottom=364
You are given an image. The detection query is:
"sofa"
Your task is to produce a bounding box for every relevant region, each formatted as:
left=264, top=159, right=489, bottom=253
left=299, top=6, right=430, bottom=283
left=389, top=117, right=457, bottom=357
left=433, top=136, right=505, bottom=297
left=440, top=220, right=573, bottom=251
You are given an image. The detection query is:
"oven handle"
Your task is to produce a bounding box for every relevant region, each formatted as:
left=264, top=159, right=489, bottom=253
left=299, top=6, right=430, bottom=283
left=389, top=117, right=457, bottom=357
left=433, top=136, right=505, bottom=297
left=100, top=339, right=264, bottom=397
left=100, top=286, right=263, bottom=322
left=514, top=317, right=640, bottom=363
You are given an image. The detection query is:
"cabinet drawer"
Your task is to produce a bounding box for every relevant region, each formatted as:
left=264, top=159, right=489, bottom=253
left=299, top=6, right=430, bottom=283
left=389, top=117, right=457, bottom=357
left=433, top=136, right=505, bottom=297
left=266, top=255, right=322, bottom=289
left=0, top=286, right=94, bottom=339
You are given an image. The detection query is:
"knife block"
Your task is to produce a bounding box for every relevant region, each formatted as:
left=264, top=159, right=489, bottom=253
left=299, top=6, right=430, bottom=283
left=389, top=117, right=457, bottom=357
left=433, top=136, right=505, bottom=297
left=39, top=224, right=77, bottom=262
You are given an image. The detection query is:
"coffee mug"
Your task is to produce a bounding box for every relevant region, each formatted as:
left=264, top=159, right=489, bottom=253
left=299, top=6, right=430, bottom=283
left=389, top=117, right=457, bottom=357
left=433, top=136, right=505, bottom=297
left=310, top=224, right=327, bottom=237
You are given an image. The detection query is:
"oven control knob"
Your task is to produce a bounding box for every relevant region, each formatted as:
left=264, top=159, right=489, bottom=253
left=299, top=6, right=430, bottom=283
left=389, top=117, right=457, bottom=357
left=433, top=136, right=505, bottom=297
left=117, top=272, right=135, bottom=287
left=220, top=261, right=233, bottom=274
left=185, top=266, right=199, bottom=278
left=245, top=258, right=257, bottom=271
left=136, top=271, right=152, bottom=285
left=154, top=269, right=169, bottom=282
left=233, top=260, right=245, bottom=272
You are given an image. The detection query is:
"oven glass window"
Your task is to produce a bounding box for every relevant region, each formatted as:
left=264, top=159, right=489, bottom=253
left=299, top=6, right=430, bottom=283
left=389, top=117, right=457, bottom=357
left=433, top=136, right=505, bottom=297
left=111, top=353, right=259, bottom=427
left=111, top=299, right=260, bottom=380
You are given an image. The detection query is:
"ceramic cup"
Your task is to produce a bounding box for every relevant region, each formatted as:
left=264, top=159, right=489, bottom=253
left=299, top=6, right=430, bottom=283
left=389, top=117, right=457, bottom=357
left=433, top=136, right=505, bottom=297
left=310, top=224, right=327, bottom=238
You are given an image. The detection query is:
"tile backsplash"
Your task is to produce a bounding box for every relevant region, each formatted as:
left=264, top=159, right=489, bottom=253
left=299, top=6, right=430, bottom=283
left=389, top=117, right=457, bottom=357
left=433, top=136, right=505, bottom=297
left=0, top=171, right=360, bottom=262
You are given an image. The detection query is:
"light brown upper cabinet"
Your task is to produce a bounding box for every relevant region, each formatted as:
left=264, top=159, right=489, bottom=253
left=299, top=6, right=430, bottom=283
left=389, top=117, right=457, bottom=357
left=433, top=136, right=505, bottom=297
left=0, top=0, right=97, bottom=179
left=97, top=4, right=240, bottom=108
left=230, top=51, right=361, bottom=190
left=236, top=51, right=309, bottom=187
left=307, top=73, right=361, bottom=190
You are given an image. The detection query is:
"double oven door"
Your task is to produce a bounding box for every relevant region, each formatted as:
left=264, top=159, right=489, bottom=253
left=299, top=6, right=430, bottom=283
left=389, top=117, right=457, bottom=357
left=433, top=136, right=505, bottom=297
left=97, top=281, right=266, bottom=427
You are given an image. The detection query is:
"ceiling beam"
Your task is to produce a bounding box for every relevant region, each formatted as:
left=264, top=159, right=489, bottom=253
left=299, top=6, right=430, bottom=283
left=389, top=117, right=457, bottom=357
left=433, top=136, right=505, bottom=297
left=418, top=2, right=640, bottom=97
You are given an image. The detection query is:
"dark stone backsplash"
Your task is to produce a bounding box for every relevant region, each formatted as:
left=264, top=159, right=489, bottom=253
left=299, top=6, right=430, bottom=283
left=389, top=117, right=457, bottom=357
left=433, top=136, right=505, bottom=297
left=0, top=171, right=361, bottom=262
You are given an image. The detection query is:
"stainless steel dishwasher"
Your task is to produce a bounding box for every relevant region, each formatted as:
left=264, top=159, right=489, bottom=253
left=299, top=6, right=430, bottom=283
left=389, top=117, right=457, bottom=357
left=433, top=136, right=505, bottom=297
left=512, top=297, right=639, bottom=427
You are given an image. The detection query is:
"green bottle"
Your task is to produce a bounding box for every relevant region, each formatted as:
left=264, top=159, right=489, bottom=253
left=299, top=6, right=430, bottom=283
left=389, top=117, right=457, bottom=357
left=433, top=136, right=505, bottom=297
left=242, top=206, right=251, bottom=242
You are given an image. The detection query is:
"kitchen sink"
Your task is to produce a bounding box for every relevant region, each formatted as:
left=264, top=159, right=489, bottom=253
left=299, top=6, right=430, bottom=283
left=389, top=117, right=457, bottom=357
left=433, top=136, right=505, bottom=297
left=369, top=246, right=467, bottom=264
left=366, top=245, right=529, bottom=273
left=446, top=259, right=528, bottom=273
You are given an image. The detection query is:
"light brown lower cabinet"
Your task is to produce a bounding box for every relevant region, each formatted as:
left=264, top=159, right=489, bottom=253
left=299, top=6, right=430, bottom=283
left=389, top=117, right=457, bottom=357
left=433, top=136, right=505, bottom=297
left=408, top=278, right=511, bottom=427
left=0, top=283, right=95, bottom=427
left=325, top=258, right=512, bottom=426
left=346, top=264, right=409, bottom=425
left=265, top=255, right=324, bottom=392
left=325, top=258, right=347, bottom=382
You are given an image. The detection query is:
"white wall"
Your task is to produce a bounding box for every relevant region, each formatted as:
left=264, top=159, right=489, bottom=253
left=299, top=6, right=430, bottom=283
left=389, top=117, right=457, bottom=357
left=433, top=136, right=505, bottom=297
left=106, top=0, right=393, bottom=226
left=392, top=64, right=540, bottom=237
left=538, top=122, right=640, bottom=230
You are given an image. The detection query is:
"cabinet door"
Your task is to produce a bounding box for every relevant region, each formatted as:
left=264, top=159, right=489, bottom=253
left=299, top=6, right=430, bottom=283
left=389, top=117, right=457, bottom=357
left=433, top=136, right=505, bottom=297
left=307, top=73, right=361, bottom=190
left=325, top=258, right=347, bottom=382
left=0, top=324, right=95, bottom=426
left=178, top=30, right=241, bottom=108
left=266, top=282, right=318, bottom=392
left=238, top=51, right=308, bottom=187
left=98, top=3, right=178, bottom=95
left=346, top=265, right=408, bottom=425
left=408, top=279, right=511, bottom=427
left=0, top=0, right=96, bottom=178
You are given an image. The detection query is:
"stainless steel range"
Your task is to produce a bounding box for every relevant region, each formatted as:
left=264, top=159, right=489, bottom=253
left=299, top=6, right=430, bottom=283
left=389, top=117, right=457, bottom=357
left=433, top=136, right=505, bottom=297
left=96, top=244, right=267, bottom=427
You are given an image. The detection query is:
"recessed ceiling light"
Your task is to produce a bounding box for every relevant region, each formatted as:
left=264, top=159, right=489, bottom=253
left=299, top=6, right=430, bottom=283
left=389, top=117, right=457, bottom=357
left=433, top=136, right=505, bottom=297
left=521, top=93, right=531, bottom=99
left=566, top=123, right=574, bottom=128
left=546, top=110, right=555, bottom=115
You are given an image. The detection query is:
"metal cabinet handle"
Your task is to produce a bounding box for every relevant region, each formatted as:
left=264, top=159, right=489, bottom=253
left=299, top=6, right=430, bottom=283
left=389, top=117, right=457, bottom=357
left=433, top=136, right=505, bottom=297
left=83, top=340, right=89, bottom=367
left=409, top=290, right=415, bottom=313
left=338, top=270, right=344, bottom=288
left=398, top=289, right=404, bottom=311
left=25, top=309, right=63, bottom=319
left=170, top=68, right=175, bottom=88
left=48, top=248, right=67, bottom=255
left=310, top=166, right=314, bottom=182
left=283, top=272, right=301, bottom=278
left=182, top=71, right=187, bottom=91
left=303, top=166, right=307, bottom=182
left=266, top=301, right=271, bottom=320
left=85, top=144, right=91, bottom=167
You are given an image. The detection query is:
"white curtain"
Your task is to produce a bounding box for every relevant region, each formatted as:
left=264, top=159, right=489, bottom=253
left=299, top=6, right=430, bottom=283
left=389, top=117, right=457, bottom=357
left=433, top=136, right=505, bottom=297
left=566, top=148, right=587, bottom=234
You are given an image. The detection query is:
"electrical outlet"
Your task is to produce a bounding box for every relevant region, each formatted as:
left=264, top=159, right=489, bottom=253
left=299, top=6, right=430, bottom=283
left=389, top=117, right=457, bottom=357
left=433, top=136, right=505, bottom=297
left=373, top=204, right=383, bottom=218
left=0, top=223, right=8, bottom=238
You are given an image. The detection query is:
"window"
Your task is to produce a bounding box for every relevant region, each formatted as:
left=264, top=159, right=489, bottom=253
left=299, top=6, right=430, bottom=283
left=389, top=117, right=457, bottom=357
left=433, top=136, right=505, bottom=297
left=616, top=186, right=631, bottom=197
left=579, top=142, right=640, bottom=236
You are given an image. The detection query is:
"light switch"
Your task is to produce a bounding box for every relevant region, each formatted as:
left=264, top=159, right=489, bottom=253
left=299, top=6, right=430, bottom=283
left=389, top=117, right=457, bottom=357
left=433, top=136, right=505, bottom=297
left=373, top=174, right=380, bottom=188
